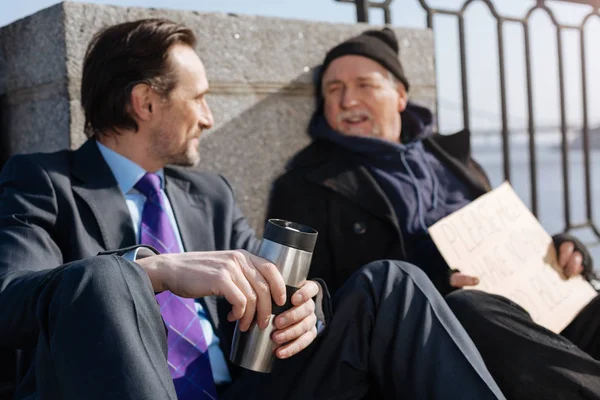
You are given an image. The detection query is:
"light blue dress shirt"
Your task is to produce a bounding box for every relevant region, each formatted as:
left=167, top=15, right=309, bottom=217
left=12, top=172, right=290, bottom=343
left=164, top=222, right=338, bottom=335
left=96, top=141, right=232, bottom=384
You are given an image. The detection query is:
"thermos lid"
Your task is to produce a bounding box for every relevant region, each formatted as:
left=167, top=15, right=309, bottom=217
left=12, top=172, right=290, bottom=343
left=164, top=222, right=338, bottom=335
left=263, top=219, right=318, bottom=253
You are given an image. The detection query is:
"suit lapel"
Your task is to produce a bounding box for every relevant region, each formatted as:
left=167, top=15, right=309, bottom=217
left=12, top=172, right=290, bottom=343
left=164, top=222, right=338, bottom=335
left=163, top=170, right=215, bottom=252
left=71, top=140, right=136, bottom=250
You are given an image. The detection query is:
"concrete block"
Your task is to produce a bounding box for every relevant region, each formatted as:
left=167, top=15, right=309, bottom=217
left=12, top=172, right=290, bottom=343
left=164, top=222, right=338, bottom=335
left=0, top=4, right=66, bottom=94
left=199, top=93, right=315, bottom=230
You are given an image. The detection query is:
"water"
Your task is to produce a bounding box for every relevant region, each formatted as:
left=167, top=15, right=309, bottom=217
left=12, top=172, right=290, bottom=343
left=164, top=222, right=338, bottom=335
left=472, top=134, right=600, bottom=266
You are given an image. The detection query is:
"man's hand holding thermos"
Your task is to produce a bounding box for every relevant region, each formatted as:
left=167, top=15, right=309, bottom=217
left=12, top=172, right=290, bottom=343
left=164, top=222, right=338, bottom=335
left=230, top=219, right=319, bottom=372
left=135, top=219, right=319, bottom=366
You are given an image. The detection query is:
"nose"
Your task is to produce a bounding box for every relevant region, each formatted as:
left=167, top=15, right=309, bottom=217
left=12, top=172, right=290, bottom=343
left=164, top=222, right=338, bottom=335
left=199, top=98, right=214, bottom=130
left=340, top=86, right=359, bottom=110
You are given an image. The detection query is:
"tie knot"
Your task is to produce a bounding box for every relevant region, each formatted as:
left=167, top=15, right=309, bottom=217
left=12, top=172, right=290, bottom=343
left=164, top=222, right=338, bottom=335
left=135, top=172, right=162, bottom=198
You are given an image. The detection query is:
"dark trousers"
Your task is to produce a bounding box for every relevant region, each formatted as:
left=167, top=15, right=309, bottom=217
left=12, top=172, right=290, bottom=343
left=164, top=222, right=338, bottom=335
left=446, top=290, right=600, bottom=400
left=16, top=257, right=504, bottom=399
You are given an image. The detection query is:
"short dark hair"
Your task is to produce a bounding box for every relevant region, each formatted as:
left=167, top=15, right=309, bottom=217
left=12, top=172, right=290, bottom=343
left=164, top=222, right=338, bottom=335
left=81, top=18, right=197, bottom=138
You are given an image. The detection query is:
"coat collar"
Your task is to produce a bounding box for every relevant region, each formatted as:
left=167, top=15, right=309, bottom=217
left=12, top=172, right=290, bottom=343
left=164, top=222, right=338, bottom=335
left=290, top=129, right=489, bottom=227
left=425, top=130, right=490, bottom=197
left=71, top=139, right=136, bottom=250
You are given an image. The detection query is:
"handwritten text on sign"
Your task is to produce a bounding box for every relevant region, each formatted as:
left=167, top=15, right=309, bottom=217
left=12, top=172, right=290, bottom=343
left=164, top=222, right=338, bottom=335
left=429, top=182, right=597, bottom=333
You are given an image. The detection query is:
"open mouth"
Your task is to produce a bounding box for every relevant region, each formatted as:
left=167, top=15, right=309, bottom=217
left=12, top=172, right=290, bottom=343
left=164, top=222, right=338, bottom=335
left=343, top=115, right=369, bottom=125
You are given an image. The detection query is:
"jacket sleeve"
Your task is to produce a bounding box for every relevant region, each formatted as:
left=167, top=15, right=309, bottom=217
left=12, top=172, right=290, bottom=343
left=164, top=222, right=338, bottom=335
left=0, top=155, right=68, bottom=347
left=266, top=174, right=336, bottom=287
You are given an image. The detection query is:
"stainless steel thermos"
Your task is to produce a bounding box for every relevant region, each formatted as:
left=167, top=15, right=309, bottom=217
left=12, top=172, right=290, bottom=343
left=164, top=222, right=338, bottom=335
left=229, top=219, right=318, bottom=373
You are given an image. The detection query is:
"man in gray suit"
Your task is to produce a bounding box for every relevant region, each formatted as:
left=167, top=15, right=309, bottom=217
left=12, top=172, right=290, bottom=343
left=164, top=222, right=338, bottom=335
left=0, top=18, right=504, bottom=399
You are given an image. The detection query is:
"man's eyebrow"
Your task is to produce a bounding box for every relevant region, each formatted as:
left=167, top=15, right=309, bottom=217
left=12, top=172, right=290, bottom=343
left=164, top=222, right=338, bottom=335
left=356, top=76, right=377, bottom=82
left=196, top=87, right=210, bottom=97
left=323, top=79, right=344, bottom=87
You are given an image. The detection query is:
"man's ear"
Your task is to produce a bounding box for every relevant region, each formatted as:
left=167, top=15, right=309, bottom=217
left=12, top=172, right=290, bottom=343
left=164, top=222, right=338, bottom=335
left=397, top=83, right=408, bottom=113
left=130, top=83, right=154, bottom=122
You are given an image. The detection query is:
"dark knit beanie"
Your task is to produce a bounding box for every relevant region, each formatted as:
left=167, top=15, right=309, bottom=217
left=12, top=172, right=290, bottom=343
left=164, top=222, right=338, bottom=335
left=318, top=27, right=410, bottom=91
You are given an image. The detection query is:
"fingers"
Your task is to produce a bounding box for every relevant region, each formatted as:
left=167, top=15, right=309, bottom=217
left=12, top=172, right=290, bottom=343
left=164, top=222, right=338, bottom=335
left=558, top=242, right=575, bottom=268
left=235, top=252, right=272, bottom=330
left=220, top=281, right=249, bottom=324
left=275, top=298, right=316, bottom=330
left=272, top=280, right=319, bottom=359
left=564, top=251, right=584, bottom=277
left=224, top=253, right=259, bottom=331
left=450, top=272, right=480, bottom=288
left=558, top=242, right=584, bottom=277
left=291, top=280, right=320, bottom=306
left=193, top=249, right=286, bottom=332
left=237, top=250, right=286, bottom=330
left=273, top=312, right=317, bottom=345
left=274, top=323, right=318, bottom=359
left=246, top=251, right=286, bottom=306
left=275, top=280, right=319, bottom=330
left=163, top=250, right=285, bottom=332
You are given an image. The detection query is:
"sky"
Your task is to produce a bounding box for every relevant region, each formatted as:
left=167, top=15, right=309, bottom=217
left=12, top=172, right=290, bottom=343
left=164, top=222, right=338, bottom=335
left=1, top=0, right=600, bottom=134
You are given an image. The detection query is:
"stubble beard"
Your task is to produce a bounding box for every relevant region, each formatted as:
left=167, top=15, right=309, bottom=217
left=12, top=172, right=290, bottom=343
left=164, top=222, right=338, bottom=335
left=336, top=110, right=381, bottom=138
left=152, top=130, right=201, bottom=168
left=337, top=121, right=381, bottom=139
left=169, top=138, right=201, bottom=167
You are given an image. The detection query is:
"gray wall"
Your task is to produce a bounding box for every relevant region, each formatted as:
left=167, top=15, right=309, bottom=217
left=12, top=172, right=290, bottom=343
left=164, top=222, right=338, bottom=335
left=0, top=1, right=436, bottom=233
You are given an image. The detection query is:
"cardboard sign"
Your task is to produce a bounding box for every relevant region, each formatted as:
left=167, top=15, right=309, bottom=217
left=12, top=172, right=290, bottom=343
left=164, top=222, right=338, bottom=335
left=429, top=182, right=597, bottom=333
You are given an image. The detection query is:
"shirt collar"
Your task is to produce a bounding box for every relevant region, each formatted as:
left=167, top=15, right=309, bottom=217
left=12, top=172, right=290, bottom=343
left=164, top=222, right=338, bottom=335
left=96, top=140, right=165, bottom=194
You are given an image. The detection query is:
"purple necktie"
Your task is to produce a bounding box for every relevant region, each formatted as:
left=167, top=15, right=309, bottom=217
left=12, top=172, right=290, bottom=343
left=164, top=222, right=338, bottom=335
left=135, top=172, right=218, bottom=400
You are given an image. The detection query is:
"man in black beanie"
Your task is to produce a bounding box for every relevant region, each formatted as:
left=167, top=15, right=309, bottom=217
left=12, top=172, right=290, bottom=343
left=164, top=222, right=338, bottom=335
left=268, top=27, right=600, bottom=400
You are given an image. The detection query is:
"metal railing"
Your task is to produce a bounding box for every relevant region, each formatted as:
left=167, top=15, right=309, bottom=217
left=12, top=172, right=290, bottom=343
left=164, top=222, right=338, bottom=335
left=336, top=0, right=600, bottom=238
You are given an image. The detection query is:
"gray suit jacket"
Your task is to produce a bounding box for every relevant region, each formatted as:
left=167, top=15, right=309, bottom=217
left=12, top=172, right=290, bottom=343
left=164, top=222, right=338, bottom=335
left=0, top=139, right=258, bottom=378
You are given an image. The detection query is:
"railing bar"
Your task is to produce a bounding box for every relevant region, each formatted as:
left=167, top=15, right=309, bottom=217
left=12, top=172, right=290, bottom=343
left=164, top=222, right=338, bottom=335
left=579, top=27, right=595, bottom=226
left=338, top=0, right=600, bottom=25
left=426, top=9, right=433, bottom=28
left=356, top=0, right=369, bottom=22
left=590, top=223, right=600, bottom=238
left=430, top=9, right=461, bottom=17
left=497, top=20, right=511, bottom=182
left=368, top=2, right=391, bottom=8
left=503, top=16, right=528, bottom=23
left=430, top=18, right=440, bottom=126
left=570, top=222, right=593, bottom=230
left=524, top=22, right=539, bottom=217
left=556, top=27, right=572, bottom=231
left=458, top=15, right=471, bottom=131
left=383, top=7, right=391, bottom=24
left=567, top=222, right=600, bottom=238
left=416, top=0, right=436, bottom=130
left=550, top=0, right=600, bottom=8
